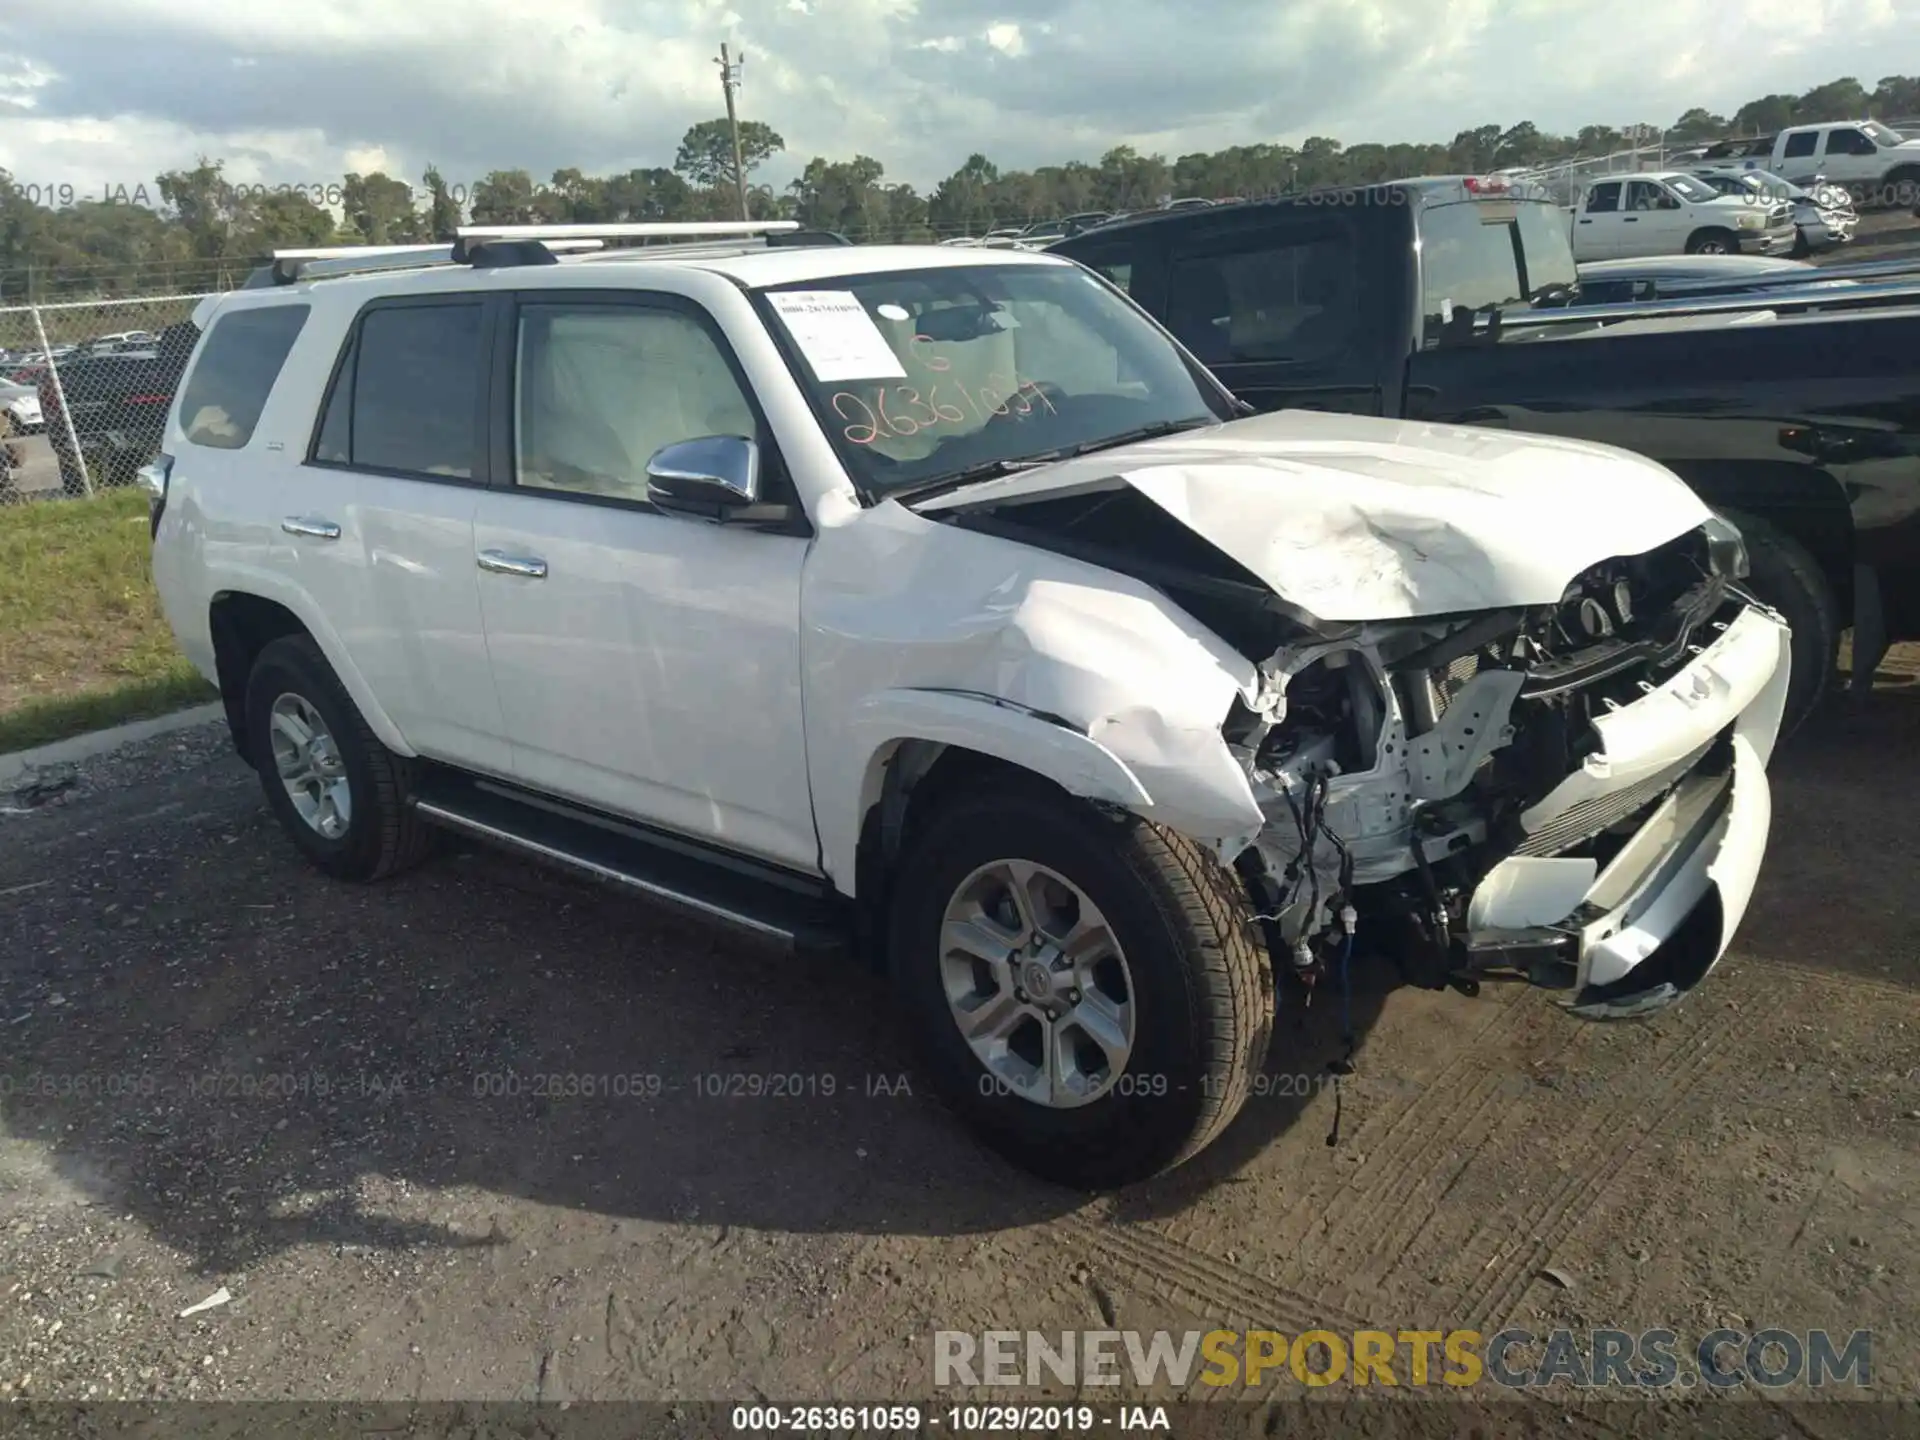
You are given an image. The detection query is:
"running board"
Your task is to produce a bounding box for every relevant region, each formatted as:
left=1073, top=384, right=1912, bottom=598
left=409, top=774, right=843, bottom=948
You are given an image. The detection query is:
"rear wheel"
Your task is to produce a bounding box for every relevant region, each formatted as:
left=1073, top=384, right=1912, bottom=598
left=1721, top=508, right=1838, bottom=739
left=887, top=780, right=1273, bottom=1189
left=244, top=634, right=436, bottom=881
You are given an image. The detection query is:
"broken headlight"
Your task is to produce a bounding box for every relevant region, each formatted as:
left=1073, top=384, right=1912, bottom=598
left=1701, top=513, right=1750, bottom=580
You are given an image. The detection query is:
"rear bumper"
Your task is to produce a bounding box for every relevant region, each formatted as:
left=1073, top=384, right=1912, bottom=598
left=1462, top=602, right=1791, bottom=1019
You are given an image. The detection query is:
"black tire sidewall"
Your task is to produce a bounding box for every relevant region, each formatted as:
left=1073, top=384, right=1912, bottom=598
left=1722, top=510, right=1837, bottom=736
left=888, top=790, right=1224, bottom=1188
left=244, top=638, right=390, bottom=879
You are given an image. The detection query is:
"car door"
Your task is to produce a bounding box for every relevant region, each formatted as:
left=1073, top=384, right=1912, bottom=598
left=1614, top=181, right=1671, bottom=257
left=470, top=291, right=818, bottom=873
left=1574, top=181, right=1623, bottom=258
left=1778, top=128, right=1823, bottom=185
left=299, top=294, right=512, bottom=776
left=1159, top=217, right=1381, bottom=414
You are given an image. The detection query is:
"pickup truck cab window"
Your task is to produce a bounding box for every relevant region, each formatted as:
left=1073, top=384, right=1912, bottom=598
left=756, top=262, right=1228, bottom=502
left=513, top=303, right=757, bottom=504
left=1418, top=196, right=1577, bottom=345
left=1782, top=130, right=1818, bottom=159
left=1825, top=127, right=1879, bottom=156
left=1585, top=182, right=1621, bottom=212
left=177, top=303, right=308, bottom=449
left=1164, top=232, right=1357, bottom=367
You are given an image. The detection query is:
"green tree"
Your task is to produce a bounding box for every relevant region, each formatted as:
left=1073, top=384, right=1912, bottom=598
left=673, top=118, right=785, bottom=192
left=469, top=169, right=540, bottom=225
left=1795, top=77, right=1871, bottom=122
left=1732, top=93, right=1798, bottom=135
left=421, top=166, right=464, bottom=240
left=342, top=172, right=421, bottom=244
left=1670, top=107, right=1727, bottom=142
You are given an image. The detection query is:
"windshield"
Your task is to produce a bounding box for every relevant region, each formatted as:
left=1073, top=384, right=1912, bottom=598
left=1665, top=174, right=1719, bottom=203
left=1862, top=121, right=1902, bottom=147
left=757, top=263, right=1229, bottom=502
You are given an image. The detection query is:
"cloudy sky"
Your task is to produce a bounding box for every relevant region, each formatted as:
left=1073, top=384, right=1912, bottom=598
left=0, top=0, right=1912, bottom=206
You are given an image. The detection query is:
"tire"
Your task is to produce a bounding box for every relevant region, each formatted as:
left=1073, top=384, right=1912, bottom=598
left=1685, top=228, right=1736, bottom=255
left=1720, top=508, right=1838, bottom=739
left=243, top=634, right=436, bottom=882
left=887, top=780, right=1273, bottom=1189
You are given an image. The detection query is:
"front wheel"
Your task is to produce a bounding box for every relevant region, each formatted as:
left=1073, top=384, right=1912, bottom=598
left=1720, top=509, right=1838, bottom=739
left=887, top=781, right=1274, bottom=1189
left=1686, top=228, right=1737, bottom=255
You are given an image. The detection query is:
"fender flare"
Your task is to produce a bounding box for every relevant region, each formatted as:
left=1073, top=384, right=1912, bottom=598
left=822, top=688, right=1155, bottom=896
left=211, top=565, right=414, bottom=757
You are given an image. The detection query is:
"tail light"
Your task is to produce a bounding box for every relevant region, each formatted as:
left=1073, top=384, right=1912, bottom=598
left=136, top=452, right=172, bottom=538
left=1463, top=176, right=1511, bottom=195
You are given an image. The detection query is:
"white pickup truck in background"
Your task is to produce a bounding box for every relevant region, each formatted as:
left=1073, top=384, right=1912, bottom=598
left=1729, top=120, right=1920, bottom=207
left=1570, top=171, right=1795, bottom=260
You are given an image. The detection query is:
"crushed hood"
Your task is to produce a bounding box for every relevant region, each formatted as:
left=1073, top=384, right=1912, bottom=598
left=911, top=409, right=1710, bottom=622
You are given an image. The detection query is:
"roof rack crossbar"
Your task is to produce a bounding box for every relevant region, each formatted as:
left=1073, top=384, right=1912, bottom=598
left=260, top=238, right=605, bottom=285
left=455, top=220, right=799, bottom=242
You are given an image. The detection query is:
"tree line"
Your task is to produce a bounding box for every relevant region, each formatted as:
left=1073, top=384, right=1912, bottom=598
left=3, top=72, right=1916, bottom=301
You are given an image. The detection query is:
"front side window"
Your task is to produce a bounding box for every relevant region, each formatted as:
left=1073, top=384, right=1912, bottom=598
left=514, top=304, right=756, bottom=502
left=1165, top=233, right=1358, bottom=367
left=316, top=302, right=482, bottom=478
left=177, top=303, right=307, bottom=449
left=758, top=262, right=1229, bottom=502
left=1828, top=127, right=1877, bottom=155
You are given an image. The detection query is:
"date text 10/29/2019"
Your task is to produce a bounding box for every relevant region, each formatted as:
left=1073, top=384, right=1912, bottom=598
left=730, top=1405, right=1171, bottom=1432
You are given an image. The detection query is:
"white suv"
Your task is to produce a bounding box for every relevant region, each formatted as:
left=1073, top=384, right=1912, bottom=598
left=145, top=222, right=1791, bottom=1188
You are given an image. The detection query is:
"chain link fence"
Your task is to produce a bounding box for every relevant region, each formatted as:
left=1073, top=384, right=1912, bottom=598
left=1, top=293, right=215, bottom=505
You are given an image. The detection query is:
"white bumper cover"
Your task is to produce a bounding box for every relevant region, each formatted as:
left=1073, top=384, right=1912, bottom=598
left=1465, top=602, right=1791, bottom=1019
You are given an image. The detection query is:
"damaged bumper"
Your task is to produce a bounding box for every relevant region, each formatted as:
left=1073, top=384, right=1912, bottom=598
left=1460, top=602, right=1790, bottom=1018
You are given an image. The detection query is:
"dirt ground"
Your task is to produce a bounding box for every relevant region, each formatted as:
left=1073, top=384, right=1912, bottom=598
left=1, top=650, right=1916, bottom=1432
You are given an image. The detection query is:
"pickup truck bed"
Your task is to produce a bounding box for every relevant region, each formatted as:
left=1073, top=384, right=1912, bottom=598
left=1053, top=181, right=1920, bottom=730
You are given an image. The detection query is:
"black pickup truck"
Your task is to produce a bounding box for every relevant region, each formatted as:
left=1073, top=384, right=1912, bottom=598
left=1052, top=179, right=1920, bottom=732
left=38, top=322, right=199, bottom=492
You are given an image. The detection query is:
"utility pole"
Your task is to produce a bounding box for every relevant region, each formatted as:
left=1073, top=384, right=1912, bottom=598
left=718, top=43, right=750, bottom=221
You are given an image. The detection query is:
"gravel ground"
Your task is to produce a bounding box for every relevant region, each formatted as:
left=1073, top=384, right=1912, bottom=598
left=0, top=654, right=1916, bottom=1431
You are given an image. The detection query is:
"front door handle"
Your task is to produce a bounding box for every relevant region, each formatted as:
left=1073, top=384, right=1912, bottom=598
left=281, top=516, right=340, bottom=540
left=478, top=549, right=548, bottom=578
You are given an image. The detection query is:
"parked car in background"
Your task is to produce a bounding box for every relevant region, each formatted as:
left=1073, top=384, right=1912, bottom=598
left=1689, top=167, right=1857, bottom=255
left=1, top=375, right=42, bottom=434
left=1571, top=172, right=1795, bottom=259
left=39, top=322, right=198, bottom=490
left=1052, top=172, right=1920, bottom=731
left=1751, top=120, right=1920, bottom=206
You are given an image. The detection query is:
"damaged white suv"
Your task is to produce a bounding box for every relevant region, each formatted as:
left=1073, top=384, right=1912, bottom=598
left=146, top=224, right=1790, bottom=1188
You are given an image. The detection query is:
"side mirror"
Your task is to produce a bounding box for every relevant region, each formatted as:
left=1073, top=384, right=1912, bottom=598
left=646, top=435, right=760, bottom=519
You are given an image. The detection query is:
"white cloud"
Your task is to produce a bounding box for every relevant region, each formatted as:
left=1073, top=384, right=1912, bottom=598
left=984, top=22, right=1026, bottom=57
left=0, top=0, right=1911, bottom=205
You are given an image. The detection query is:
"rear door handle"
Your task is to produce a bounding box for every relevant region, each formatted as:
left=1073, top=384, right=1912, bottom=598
left=281, top=516, right=340, bottom=539
left=478, top=549, right=548, bottom=578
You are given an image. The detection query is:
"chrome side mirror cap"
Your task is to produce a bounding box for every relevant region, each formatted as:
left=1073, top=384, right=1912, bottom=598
left=646, top=436, right=760, bottom=517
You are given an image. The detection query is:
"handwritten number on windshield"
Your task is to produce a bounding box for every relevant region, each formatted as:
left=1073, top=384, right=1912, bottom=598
left=833, top=354, right=1056, bottom=446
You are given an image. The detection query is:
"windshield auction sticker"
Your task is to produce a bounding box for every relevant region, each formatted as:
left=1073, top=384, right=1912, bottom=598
left=767, top=290, right=907, bottom=382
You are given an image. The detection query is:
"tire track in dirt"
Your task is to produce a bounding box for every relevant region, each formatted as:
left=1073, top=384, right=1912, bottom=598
left=1062, top=1213, right=1369, bottom=1336
left=1277, top=990, right=1590, bottom=1293
left=1449, top=978, right=1794, bottom=1332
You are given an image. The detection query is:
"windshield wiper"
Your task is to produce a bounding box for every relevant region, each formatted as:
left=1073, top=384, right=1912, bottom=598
left=885, top=417, right=1220, bottom=507
left=885, top=452, right=1071, bottom=506
left=1062, top=415, right=1220, bottom=457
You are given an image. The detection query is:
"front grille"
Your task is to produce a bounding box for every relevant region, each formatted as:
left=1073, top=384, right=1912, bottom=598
left=1514, top=735, right=1715, bottom=856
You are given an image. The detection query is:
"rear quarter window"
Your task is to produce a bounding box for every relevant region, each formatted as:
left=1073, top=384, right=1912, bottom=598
left=177, top=304, right=310, bottom=449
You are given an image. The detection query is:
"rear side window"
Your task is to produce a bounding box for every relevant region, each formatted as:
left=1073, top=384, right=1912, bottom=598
left=177, top=304, right=309, bottom=449
left=1418, top=198, right=1577, bottom=347
left=1164, top=233, right=1357, bottom=366
left=1783, top=131, right=1818, bottom=159
left=313, top=302, right=482, bottom=478
left=1586, top=182, right=1621, bottom=212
